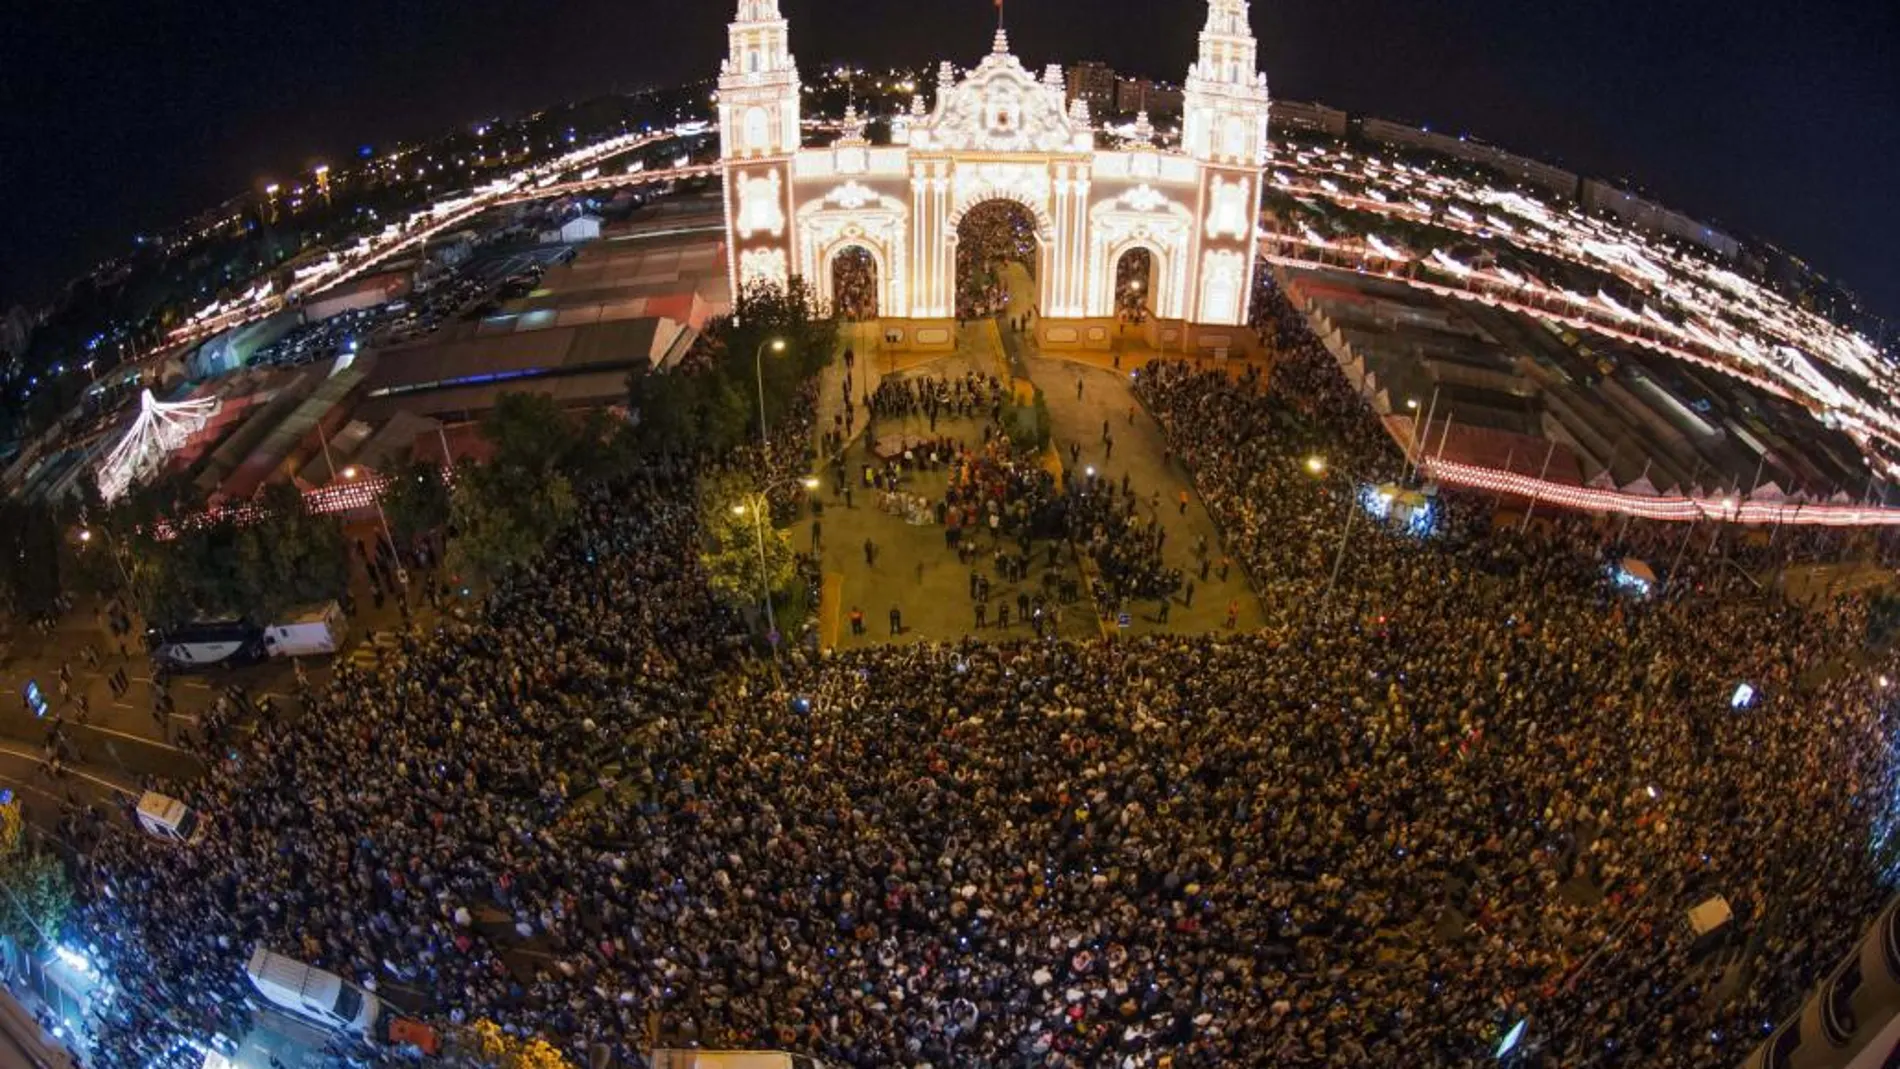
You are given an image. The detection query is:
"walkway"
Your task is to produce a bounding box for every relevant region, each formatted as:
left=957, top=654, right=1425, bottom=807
left=1025, top=353, right=1267, bottom=635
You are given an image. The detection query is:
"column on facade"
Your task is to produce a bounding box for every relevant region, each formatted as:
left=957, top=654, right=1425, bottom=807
left=1049, top=161, right=1092, bottom=318
left=908, top=160, right=950, bottom=319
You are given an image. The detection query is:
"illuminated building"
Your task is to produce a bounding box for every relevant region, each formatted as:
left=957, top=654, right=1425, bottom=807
left=718, top=0, right=1270, bottom=332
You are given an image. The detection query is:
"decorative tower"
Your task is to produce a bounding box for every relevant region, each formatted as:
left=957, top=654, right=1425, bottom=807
left=1181, top=0, right=1270, bottom=326
left=720, top=0, right=802, bottom=293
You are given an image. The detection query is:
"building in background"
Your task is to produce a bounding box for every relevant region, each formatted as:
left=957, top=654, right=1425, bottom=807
left=1269, top=99, right=1348, bottom=139
left=1115, top=77, right=1185, bottom=118
left=1065, top=61, right=1118, bottom=116
left=1580, top=178, right=1742, bottom=260
left=1360, top=116, right=1581, bottom=201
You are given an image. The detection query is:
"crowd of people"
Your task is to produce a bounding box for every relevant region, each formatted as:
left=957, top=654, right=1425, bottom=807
left=1066, top=473, right=1184, bottom=615
left=956, top=203, right=1038, bottom=322
left=831, top=249, right=878, bottom=323
left=868, top=372, right=1005, bottom=429
left=48, top=265, right=1900, bottom=1069
left=1115, top=251, right=1154, bottom=325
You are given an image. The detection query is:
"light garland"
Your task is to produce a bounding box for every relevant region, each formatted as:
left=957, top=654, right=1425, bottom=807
left=1419, top=457, right=1900, bottom=528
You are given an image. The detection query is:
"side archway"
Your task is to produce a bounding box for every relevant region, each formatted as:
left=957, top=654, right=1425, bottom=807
left=828, top=245, right=881, bottom=321
left=1087, top=186, right=1194, bottom=320
left=1115, top=247, right=1155, bottom=324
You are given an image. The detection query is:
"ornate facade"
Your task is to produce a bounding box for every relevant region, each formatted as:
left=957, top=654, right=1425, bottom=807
left=719, top=1, right=1270, bottom=329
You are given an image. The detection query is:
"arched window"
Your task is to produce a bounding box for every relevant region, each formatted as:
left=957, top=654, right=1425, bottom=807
left=1221, top=115, right=1248, bottom=160
left=744, top=107, right=771, bottom=151
left=747, top=49, right=761, bottom=74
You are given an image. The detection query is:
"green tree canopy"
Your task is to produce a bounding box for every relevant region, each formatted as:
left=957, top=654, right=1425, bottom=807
left=624, top=277, right=838, bottom=458
left=698, top=473, right=795, bottom=615
left=118, top=482, right=349, bottom=630
left=0, top=803, right=71, bottom=951
left=380, top=459, right=454, bottom=545
left=448, top=461, right=577, bottom=584
left=0, top=500, right=65, bottom=620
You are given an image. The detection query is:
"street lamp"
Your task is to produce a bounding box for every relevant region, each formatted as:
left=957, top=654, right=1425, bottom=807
left=738, top=472, right=820, bottom=673
left=755, top=337, right=788, bottom=446
left=1311, top=459, right=1370, bottom=627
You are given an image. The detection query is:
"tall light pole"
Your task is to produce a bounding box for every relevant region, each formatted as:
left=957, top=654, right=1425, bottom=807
left=755, top=337, right=787, bottom=447
left=734, top=497, right=780, bottom=665
left=735, top=474, right=820, bottom=673
left=1317, top=463, right=1360, bottom=627
left=1305, top=455, right=1378, bottom=627
left=346, top=467, right=406, bottom=587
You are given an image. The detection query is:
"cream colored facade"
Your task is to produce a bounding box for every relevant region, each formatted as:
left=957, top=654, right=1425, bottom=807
left=719, top=1, right=1270, bottom=329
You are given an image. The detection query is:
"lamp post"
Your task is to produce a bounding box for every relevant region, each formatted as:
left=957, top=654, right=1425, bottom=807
left=736, top=474, right=821, bottom=673
left=755, top=337, right=787, bottom=448
left=346, top=466, right=406, bottom=587
left=78, top=525, right=133, bottom=591
left=1307, top=455, right=1366, bottom=627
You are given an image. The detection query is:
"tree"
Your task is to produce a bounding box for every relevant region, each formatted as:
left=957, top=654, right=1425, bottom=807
left=481, top=392, right=583, bottom=478
left=0, top=500, right=64, bottom=620
left=0, top=803, right=71, bottom=951
left=448, top=462, right=577, bottom=583
left=236, top=483, right=350, bottom=620
left=1001, top=387, right=1053, bottom=454
left=113, top=481, right=348, bottom=630
left=450, top=1019, right=575, bottom=1069
left=380, top=459, right=454, bottom=545
left=710, top=276, right=838, bottom=436
left=698, top=473, right=794, bottom=615
left=624, top=365, right=700, bottom=457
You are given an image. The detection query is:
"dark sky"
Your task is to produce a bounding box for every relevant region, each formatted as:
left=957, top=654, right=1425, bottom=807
left=3, top=0, right=1897, bottom=322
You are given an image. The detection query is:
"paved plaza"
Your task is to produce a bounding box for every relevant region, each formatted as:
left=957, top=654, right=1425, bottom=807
left=808, top=316, right=1266, bottom=648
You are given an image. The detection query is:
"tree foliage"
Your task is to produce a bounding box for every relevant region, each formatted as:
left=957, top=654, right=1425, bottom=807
left=0, top=499, right=65, bottom=620
left=451, top=1019, right=575, bottom=1069
left=380, top=459, right=454, bottom=545
left=698, top=473, right=795, bottom=615
left=442, top=392, right=602, bottom=583
left=449, top=461, right=577, bottom=584
left=0, top=803, right=71, bottom=951
left=626, top=277, right=836, bottom=457
left=1002, top=387, right=1053, bottom=455
left=119, top=480, right=349, bottom=630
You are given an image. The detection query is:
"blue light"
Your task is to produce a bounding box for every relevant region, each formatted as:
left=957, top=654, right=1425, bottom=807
left=1497, top=1019, right=1528, bottom=1059
left=1609, top=566, right=1653, bottom=597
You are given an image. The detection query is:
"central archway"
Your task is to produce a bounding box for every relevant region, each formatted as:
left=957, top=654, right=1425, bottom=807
left=953, top=199, right=1042, bottom=323
left=830, top=245, right=879, bottom=321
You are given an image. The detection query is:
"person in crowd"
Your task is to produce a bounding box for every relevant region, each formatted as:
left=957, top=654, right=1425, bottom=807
left=63, top=269, right=1900, bottom=1069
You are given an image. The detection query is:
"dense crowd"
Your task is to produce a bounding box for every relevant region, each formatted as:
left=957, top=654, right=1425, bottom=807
left=831, top=249, right=878, bottom=323
left=1115, top=251, right=1153, bottom=324
left=49, top=268, right=1900, bottom=1069
left=868, top=372, right=1005, bottom=428
left=1066, top=473, right=1184, bottom=614
left=956, top=203, right=1038, bottom=322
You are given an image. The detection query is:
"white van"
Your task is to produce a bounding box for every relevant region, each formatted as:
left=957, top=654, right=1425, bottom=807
left=135, top=792, right=206, bottom=844
left=245, top=947, right=382, bottom=1037
left=264, top=601, right=349, bottom=659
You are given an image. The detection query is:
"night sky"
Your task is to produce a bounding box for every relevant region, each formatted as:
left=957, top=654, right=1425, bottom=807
left=3, top=0, right=1897, bottom=322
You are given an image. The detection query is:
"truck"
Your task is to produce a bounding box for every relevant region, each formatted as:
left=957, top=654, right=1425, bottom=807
left=134, top=791, right=206, bottom=845
left=262, top=601, right=349, bottom=659
left=245, top=948, right=381, bottom=1038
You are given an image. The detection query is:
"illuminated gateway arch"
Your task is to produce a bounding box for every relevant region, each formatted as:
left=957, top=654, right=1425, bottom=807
left=718, top=0, right=1270, bottom=342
